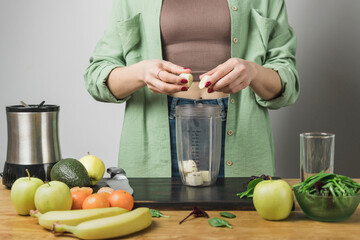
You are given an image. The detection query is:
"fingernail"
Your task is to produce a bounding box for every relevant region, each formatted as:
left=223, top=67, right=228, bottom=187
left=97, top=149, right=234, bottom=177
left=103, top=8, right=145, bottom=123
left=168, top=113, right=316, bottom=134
left=205, top=81, right=211, bottom=88
left=184, top=68, right=191, bottom=70
left=181, top=79, right=188, bottom=84
left=181, top=87, right=188, bottom=91
left=207, top=88, right=214, bottom=93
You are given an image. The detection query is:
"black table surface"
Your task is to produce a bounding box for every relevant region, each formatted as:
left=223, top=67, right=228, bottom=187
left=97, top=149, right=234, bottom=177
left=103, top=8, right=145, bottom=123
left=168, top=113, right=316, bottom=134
left=96, top=177, right=279, bottom=210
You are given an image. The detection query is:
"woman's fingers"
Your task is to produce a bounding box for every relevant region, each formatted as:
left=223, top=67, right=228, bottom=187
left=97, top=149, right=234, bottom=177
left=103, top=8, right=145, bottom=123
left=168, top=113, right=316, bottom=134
left=142, top=60, right=191, bottom=94
left=201, top=63, right=233, bottom=89
left=157, top=70, right=189, bottom=85
left=162, top=61, right=191, bottom=75
left=204, top=58, right=255, bottom=94
left=212, top=66, right=242, bottom=90
left=147, top=77, right=187, bottom=94
left=213, top=68, right=251, bottom=94
left=200, top=64, right=222, bottom=79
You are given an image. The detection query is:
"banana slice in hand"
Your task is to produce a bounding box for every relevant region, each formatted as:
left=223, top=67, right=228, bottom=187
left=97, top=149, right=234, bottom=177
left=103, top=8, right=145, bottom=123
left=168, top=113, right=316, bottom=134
left=179, top=73, right=193, bottom=88
left=199, top=75, right=210, bottom=89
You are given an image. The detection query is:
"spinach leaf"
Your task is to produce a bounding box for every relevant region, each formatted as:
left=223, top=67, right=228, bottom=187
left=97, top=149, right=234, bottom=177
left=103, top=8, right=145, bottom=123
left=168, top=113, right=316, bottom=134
left=208, top=218, right=232, bottom=229
left=294, top=171, right=360, bottom=197
left=150, top=209, right=170, bottom=218
left=179, top=206, right=209, bottom=224
left=220, top=212, right=236, bottom=218
left=236, top=178, right=264, bottom=198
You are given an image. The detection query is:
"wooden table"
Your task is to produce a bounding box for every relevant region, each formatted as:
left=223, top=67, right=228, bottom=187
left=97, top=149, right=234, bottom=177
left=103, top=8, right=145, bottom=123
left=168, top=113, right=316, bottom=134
left=1, top=179, right=360, bottom=240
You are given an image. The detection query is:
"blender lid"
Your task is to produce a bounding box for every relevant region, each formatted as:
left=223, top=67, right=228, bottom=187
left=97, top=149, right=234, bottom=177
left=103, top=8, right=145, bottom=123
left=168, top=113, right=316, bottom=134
left=6, top=101, right=59, bottom=112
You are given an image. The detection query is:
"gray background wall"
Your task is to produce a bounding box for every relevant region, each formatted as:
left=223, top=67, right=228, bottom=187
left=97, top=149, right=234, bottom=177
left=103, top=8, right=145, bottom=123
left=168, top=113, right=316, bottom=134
left=0, top=0, right=359, bottom=178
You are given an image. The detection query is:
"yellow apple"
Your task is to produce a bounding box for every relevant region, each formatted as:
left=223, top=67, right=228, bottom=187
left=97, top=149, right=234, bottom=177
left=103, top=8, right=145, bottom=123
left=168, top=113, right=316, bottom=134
left=253, top=179, right=293, bottom=220
left=11, top=170, right=44, bottom=215
left=79, top=153, right=105, bottom=186
left=34, top=181, right=72, bottom=213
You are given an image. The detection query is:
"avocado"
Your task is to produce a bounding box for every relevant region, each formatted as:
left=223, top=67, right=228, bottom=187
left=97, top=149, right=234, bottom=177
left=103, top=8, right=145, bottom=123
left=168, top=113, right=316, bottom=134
left=50, top=158, right=91, bottom=188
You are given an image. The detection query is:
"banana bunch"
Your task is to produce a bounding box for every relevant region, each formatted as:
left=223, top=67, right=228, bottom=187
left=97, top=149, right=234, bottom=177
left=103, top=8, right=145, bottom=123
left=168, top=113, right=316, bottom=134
left=30, top=207, right=128, bottom=230
left=52, top=207, right=152, bottom=239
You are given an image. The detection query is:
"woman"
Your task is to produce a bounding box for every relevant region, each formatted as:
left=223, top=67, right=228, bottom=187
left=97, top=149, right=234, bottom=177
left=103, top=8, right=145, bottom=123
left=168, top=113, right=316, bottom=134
left=84, top=0, right=299, bottom=178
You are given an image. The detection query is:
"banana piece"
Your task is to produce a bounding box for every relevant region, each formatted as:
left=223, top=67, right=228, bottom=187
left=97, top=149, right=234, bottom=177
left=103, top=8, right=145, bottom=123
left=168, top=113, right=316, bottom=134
left=52, top=207, right=152, bottom=239
left=199, top=75, right=210, bottom=89
left=200, top=170, right=211, bottom=182
left=186, top=172, right=204, bottom=186
left=180, top=160, right=198, bottom=174
left=30, top=207, right=128, bottom=230
left=179, top=73, right=193, bottom=88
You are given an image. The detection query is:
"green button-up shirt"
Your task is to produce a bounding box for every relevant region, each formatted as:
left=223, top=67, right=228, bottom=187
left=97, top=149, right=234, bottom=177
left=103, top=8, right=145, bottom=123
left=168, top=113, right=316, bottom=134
left=84, top=0, right=299, bottom=177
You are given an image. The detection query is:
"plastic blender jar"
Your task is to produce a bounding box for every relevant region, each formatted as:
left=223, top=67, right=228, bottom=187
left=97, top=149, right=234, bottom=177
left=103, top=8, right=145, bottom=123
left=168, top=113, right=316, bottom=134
left=175, top=104, right=222, bottom=187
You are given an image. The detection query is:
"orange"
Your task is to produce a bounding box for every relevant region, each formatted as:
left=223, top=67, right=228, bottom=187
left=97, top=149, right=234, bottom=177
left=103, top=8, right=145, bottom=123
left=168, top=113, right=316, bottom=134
left=97, top=187, right=114, bottom=200
left=108, top=190, right=134, bottom=211
left=71, top=191, right=89, bottom=210
left=82, top=193, right=110, bottom=209
left=70, top=187, right=93, bottom=196
left=98, top=191, right=111, bottom=200
left=97, top=187, right=114, bottom=195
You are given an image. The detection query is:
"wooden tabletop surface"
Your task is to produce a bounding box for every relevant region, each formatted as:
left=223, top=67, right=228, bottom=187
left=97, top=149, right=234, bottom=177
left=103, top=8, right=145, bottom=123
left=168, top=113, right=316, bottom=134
left=1, top=179, right=360, bottom=240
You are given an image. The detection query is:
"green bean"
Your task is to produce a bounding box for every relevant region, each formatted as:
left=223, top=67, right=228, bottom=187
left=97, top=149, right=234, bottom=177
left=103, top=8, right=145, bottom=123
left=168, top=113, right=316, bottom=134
left=332, top=180, right=346, bottom=195
left=294, top=172, right=360, bottom=198
left=302, top=173, right=335, bottom=192
left=329, top=185, right=337, bottom=197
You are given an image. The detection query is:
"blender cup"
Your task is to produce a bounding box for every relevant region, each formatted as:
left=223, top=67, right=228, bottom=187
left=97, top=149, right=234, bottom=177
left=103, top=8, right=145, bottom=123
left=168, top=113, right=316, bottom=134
left=176, top=104, right=222, bottom=187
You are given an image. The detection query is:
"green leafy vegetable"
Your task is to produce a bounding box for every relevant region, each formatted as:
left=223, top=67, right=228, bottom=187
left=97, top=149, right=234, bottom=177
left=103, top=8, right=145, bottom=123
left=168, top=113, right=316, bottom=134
left=150, top=209, right=170, bottom=218
left=293, top=171, right=360, bottom=197
left=236, top=178, right=264, bottom=198
left=208, top=218, right=232, bottom=229
left=179, top=206, right=209, bottom=224
left=220, top=212, right=236, bottom=218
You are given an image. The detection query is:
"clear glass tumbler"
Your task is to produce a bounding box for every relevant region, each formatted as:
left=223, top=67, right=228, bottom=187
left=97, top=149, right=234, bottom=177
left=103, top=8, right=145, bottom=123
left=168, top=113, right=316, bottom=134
left=300, top=132, right=335, bottom=182
left=176, top=104, right=222, bottom=187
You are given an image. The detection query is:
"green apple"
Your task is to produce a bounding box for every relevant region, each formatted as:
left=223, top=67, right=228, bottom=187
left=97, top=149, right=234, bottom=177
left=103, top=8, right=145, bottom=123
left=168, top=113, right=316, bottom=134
left=253, top=179, right=293, bottom=220
left=34, top=180, right=72, bottom=213
left=79, top=153, right=105, bottom=186
left=11, top=169, right=44, bottom=215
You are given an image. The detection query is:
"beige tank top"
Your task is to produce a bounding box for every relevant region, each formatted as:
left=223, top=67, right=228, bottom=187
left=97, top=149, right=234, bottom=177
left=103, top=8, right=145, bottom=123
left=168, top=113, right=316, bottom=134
left=160, top=0, right=231, bottom=81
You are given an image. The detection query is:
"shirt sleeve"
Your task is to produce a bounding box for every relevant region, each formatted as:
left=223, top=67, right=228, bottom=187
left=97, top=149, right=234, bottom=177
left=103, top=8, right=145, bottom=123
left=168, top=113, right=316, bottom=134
left=83, top=0, right=130, bottom=103
left=255, top=0, right=300, bottom=109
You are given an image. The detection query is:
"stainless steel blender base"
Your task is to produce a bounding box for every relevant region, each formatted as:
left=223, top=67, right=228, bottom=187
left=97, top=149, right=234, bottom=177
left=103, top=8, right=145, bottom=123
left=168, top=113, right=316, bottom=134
left=1, top=162, right=56, bottom=188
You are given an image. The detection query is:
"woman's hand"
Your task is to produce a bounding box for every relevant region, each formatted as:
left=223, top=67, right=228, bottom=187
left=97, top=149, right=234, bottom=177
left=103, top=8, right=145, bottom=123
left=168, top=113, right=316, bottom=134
left=140, top=59, right=191, bottom=94
left=200, top=58, right=258, bottom=94
left=201, top=58, right=282, bottom=100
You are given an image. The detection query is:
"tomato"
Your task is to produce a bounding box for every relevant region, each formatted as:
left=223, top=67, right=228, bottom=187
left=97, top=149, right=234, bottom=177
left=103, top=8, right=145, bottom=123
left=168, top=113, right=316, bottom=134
left=108, top=190, right=134, bottom=211
left=82, top=194, right=110, bottom=209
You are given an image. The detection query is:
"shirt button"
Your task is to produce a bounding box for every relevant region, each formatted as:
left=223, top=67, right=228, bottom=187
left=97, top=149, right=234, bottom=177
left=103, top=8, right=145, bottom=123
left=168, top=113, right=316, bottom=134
left=230, top=98, right=235, bottom=104
left=226, top=161, right=233, bottom=166
left=231, top=6, right=238, bottom=11
left=227, top=130, right=233, bottom=136
left=233, top=37, right=238, bottom=43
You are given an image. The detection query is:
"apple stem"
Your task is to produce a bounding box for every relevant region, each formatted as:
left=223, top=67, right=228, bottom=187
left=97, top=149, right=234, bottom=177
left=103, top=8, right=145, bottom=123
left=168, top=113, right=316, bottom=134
left=269, top=176, right=272, bottom=180
left=45, top=181, right=51, bottom=186
left=87, top=152, right=90, bottom=155
left=25, top=169, right=31, bottom=181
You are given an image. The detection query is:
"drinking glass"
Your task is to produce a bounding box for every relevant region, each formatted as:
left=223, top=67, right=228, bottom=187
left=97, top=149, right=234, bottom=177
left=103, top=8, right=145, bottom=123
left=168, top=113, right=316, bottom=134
left=300, top=132, right=335, bottom=182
